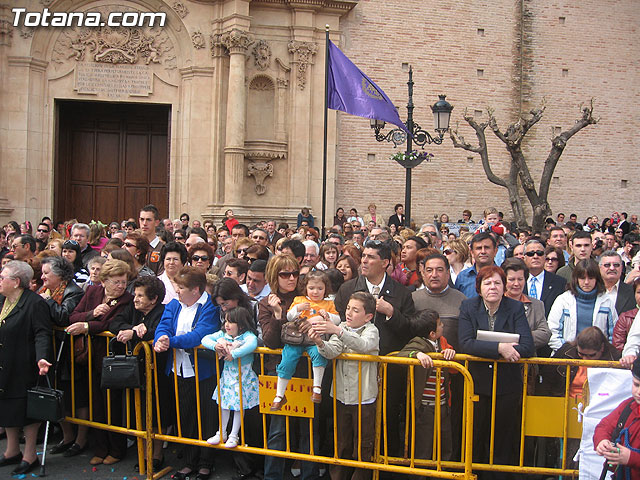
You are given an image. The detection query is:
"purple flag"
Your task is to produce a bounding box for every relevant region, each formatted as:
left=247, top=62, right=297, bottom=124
left=327, top=40, right=407, bottom=132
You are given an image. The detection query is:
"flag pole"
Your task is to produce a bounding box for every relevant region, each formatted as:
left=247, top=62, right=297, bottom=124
left=321, top=24, right=330, bottom=241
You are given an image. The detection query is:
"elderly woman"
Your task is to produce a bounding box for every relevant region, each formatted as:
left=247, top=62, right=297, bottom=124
left=38, top=256, right=86, bottom=455
left=67, top=259, right=133, bottom=465
left=158, top=242, right=188, bottom=305
left=62, top=240, right=90, bottom=287
left=501, top=258, right=551, bottom=351
left=458, top=265, right=535, bottom=479
left=109, top=276, right=168, bottom=470
left=122, top=232, right=154, bottom=277
left=258, top=254, right=320, bottom=478
left=363, top=203, right=384, bottom=227
left=548, top=259, right=617, bottom=353
left=154, top=267, right=220, bottom=480
left=188, top=242, right=215, bottom=274
left=84, top=256, right=106, bottom=290
left=0, top=261, right=52, bottom=475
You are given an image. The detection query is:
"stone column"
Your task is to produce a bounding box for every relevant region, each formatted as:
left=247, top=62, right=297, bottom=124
left=213, top=29, right=253, bottom=207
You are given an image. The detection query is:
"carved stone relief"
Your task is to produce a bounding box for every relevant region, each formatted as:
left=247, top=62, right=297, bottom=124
left=211, top=28, right=253, bottom=55
left=287, top=41, right=317, bottom=90
left=51, top=5, right=176, bottom=71
left=247, top=162, right=274, bottom=195
left=171, top=2, right=189, bottom=18
left=191, top=30, right=206, bottom=49
left=252, top=40, right=271, bottom=70
left=0, top=5, right=12, bottom=47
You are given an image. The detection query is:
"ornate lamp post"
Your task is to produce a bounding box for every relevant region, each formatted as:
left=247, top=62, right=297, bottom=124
left=370, top=66, right=453, bottom=228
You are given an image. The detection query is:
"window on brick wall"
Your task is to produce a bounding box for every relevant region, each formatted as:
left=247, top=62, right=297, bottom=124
left=621, top=180, right=628, bottom=189
left=553, top=126, right=562, bottom=136
left=477, top=28, right=485, bottom=36
left=467, top=156, right=474, bottom=164
left=474, top=109, right=483, bottom=118
left=367, top=154, right=375, bottom=163
left=562, top=69, right=569, bottom=77
left=553, top=176, right=560, bottom=186
left=559, top=16, right=566, bottom=24
left=402, top=63, right=409, bottom=72
left=477, top=69, right=484, bottom=78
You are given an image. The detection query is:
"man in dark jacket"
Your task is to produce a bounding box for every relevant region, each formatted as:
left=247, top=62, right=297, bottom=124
left=334, top=240, right=416, bottom=459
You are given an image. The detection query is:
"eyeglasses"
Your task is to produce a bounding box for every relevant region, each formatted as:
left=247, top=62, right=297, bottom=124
left=106, top=278, right=127, bottom=287
left=443, top=249, right=454, bottom=255
left=247, top=256, right=259, bottom=264
left=192, top=255, right=209, bottom=262
left=525, top=250, right=545, bottom=257
left=37, top=229, right=49, bottom=233
left=278, top=270, right=300, bottom=279
left=237, top=249, right=249, bottom=255
left=545, top=257, right=559, bottom=263
left=63, top=240, right=79, bottom=247
left=174, top=236, right=184, bottom=241
left=124, top=242, right=136, bottom=248
left=365, top=239, right=383, bottom=247
left=0, top=275, right=15, bottom=281
left=602, top=262, right=622, bottom=269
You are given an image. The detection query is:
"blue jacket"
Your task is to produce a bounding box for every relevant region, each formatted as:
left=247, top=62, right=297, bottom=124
left=454, top=265, right=478, bottom=298
left=154, top=295, right=221, bottom=380
left=458, top=295, right=535, bottom=395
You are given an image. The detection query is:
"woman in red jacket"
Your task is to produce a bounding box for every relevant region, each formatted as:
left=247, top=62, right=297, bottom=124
left=594, top=358, right=640, bottom=478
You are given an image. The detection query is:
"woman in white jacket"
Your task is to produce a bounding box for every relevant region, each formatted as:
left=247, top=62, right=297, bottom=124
left=548, top=259, right=617, bottom=353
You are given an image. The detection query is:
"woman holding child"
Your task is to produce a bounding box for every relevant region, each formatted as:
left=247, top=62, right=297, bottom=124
left=458, top=265, right=535, bottom=480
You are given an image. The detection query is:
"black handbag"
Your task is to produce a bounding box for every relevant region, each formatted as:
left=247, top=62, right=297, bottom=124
left=101, top=338, right=144, bottom=390
left=27, top=375, right=65, bottom=423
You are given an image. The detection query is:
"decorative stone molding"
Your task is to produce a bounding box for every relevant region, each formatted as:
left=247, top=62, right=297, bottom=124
left=244, top=140, right=287, bottom=161
left=247, top=162, right=274, bottom=195
left=171, top=1, right=189, bottom=18
left=0, top=5, right=12, bottom=47
left=211, top=28, right=253, bottom=55
left=249, top=75, right=274, bottom=91
left=19, top=27, right=35, bottom=38
left=191, top=30, right=206, bottom=49
left=51, top=6, right=176, bottom=70
left=252, top=40, right=271, bottom=70
left=287, top=41, right=317, bottom=90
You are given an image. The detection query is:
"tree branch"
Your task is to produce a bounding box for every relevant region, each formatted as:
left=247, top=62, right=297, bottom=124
left=539, top=99, right=598, bottom=200
left=450, top=111, right=507, bottom=188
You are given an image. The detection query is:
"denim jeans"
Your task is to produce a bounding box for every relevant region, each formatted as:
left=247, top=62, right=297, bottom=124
left=263, top=410, right=320, bottom=480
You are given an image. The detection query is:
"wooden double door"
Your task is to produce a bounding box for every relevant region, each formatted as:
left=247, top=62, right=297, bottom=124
left=55, top=101, right=170, bottom=224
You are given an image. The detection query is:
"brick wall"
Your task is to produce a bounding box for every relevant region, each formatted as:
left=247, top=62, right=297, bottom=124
left=334, top=0, right=639, bottom=227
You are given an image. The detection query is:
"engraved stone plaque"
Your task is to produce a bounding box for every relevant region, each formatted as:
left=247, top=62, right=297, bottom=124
left=75, top=63, right=153, bottom=98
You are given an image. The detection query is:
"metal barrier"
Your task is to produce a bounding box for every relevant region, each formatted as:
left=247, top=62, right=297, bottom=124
left=52, top=328, right=627, bottom=480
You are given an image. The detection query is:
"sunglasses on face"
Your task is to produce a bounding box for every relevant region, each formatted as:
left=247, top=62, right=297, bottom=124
left=545, top=257, right=559, bottom=262
left=443, top=249, right=454, bottom=255
left=525, top=250, right=545, bottom=257
left=37, top=229, right=49, bottom=233
left=192, top=255, right=209, bottom=262
left=278, top=270, right=300, bottom=279
left=238, top=249, right=249, bottom=255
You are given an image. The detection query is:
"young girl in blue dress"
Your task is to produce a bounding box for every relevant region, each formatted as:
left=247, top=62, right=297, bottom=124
left=201, top=306, right=259, bottom=448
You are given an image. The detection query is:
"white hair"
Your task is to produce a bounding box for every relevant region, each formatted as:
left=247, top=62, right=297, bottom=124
left=302, top=239, right=319, bottom=255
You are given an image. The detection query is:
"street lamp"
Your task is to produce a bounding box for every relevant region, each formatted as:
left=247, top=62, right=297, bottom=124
left=370, top=66, right=453, bottom=228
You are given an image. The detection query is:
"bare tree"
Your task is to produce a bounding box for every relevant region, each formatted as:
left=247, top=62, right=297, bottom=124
left=450, top=101, right=598, bottom=231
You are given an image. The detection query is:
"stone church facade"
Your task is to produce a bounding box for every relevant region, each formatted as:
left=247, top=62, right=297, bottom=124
left=0, top=0, right=638, bottom=228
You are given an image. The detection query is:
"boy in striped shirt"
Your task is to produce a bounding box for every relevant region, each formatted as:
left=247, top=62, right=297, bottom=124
left=398, top=309, right=456, bottom=465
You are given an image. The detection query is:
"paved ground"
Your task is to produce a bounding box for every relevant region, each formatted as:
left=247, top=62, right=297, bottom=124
left=0, top=428, right=243, bottom=480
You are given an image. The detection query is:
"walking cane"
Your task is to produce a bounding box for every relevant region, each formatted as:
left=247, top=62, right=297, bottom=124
left=40, top=336, right=66, bottom=477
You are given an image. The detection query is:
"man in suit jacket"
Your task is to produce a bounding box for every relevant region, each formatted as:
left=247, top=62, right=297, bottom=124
left=387, top=203, right=406, bottom=230
left=334, top=240, right=416, bottom=458
left=523, top=239, right=566, bottom=316
left=265, top=220, right=283, bottom=247
left=600, top=250, right=637, bottom=315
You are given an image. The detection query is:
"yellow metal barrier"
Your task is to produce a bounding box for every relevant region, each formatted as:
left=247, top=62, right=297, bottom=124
left=50, top=327, right=628, bottom=480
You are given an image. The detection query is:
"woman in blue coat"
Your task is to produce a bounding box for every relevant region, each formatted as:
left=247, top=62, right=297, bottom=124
left=154, top=266, right=220, bottom=480
left=458, top=265, right=535, bottom=480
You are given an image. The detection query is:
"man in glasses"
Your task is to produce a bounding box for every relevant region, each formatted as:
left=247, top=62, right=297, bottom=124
left=523, top=239, right=566, bottom=316
left=71, top=223, right=99, bottom=267
left=35, top=222, right=51, bottom=242
left=10, top=234, right=36, bottom=264
left=250, top=228, right=270, bottom=248
left=599, top=251, right=635, bottom=315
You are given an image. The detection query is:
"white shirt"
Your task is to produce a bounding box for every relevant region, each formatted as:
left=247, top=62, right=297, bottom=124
left=149, top=236, right=161, bottom=248
left=159, top=271, right=178, bottom=305
left=241, top=283, right=271, bottom=301
left=172, top=291, right=209, bottom=378
left=527, top=270, right=545, bottom=300
left=365, top=274, right=386, bottom=297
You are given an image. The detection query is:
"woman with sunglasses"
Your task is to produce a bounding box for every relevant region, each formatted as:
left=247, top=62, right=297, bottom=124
left=443, top=239, right=471, bottom=284
left=548, top=259, right=618, bottom=353
left=120, top=232, right=153, bottom=277
left=543, top=246, right=565, bottom=274
left=188, top=242, right=215, bottom=274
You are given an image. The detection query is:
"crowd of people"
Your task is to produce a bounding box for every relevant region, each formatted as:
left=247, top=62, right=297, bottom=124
left=0, top=203, right=639, bottom=479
